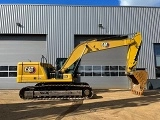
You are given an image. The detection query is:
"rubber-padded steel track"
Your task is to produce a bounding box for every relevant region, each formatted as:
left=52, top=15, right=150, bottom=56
left=19, top=82, right=93, bottom=100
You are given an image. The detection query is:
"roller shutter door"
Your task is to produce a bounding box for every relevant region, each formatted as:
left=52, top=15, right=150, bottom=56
left=75, top=35, right=129, bottom=89
left=0, top=34, right=46, bottom=89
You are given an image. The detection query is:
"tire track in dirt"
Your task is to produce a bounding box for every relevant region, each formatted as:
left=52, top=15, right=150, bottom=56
left=55, top=100, right=83, bottom=120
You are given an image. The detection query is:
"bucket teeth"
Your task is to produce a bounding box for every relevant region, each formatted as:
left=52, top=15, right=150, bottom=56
left=131, top=88, right=143, bottom=96
left=128, top=70, right=148, bottom=96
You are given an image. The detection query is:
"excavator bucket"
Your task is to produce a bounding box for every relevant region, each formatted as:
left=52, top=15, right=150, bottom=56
left=127, top=70, right=148, bottom=96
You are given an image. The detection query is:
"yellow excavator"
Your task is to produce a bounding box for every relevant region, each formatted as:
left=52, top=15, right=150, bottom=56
left=17, top=32, right=148, bottom=100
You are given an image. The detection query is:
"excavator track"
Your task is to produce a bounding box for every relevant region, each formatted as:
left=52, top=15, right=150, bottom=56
left=19, top=82, right=93, bottom=100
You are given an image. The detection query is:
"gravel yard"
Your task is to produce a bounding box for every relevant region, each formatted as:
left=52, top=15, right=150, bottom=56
left=0, top=89, right=160, bottom=120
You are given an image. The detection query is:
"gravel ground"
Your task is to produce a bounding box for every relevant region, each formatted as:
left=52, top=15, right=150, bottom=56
left=0, top=89, right=160, bottom=120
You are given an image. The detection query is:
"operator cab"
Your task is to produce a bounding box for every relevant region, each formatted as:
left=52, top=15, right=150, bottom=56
left=50, top=58, right=81, bottom=79
left=56, top=58, right=80, bottom=74
left=41, top=56, right=81, bottom=79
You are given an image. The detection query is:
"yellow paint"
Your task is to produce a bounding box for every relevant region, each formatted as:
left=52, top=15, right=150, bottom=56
left=17, top=62, right=73, bottom=83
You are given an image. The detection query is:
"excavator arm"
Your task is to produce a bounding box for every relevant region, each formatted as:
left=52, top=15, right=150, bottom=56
left=60, top=32, right=148, bottom=95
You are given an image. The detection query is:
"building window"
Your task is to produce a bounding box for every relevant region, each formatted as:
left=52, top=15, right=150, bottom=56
left=9, top=66, right=17, bottom=71
left=110, top=66, right=118, bottom=70
left=119, top=72, right=126, bottom=76
left=154, top=44, right=160, bottom=78
left=102, top=66, right=109, bottom=70
left=80, top=72, right=85, bottom=76
left=119, top=66, right=125, bottom=70
left=0, top=72, right=8, bottom=77
left=111, top=72, right=118, bottom=76
left=93, top=72, right=101, bottom=76
left=102, top=72, right=110, bottom=76
left=9, top=72, right=17, bottom=77
left=0, top=66, right=17, bottom=77
left=85, top=72, right=92, bottom=76
left=84, top=66, right=92, bottom=76
left=78, top=66, right=84, bottom=76
left=93, top=66, right=101, bottom=76
left=78, top=65, right=126, bottom=77
left=0, top=66, right=8, bottom=71
left=93, top=66, right=101, bottom=70
left=85, top=66, right=92, bottom=71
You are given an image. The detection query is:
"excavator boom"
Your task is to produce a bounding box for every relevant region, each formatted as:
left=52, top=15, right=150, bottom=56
left=60, top=35, right=134, bottom=73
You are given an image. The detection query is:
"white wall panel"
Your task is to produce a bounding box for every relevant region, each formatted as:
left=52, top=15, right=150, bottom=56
left=0, top=5, right=159, bottom=89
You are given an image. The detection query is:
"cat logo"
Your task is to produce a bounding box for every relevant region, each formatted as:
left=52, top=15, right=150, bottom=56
left=24, top=66, right=36, bottom=73
left=102, top=42, right=109, bottom=47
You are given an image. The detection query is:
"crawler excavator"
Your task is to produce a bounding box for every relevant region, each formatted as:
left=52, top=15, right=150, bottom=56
left=17, top=32, right=148, bottom=100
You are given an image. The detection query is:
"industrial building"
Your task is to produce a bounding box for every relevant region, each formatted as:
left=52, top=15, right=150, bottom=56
left=0, top=5, right=159, bottom=89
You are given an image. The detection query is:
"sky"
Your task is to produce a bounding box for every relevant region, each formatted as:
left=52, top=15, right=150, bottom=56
left=0, top=0, right=159, bottom=6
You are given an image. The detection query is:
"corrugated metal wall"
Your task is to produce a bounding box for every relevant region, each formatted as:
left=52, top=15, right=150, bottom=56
left=0, top=5, right=159, bottom=79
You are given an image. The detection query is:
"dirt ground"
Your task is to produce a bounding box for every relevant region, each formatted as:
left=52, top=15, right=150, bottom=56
left=0, top=89, right=160, bottom=120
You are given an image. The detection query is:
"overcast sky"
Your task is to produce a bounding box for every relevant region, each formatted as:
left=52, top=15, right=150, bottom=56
left=119, top=0, right=160, bottom=6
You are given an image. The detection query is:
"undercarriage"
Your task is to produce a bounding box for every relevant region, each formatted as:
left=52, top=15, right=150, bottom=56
left=19, top=82, right=93, bottom=100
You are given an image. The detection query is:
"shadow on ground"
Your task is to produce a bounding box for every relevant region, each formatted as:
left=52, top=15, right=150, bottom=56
left=0, top=90, right=160, bottom=120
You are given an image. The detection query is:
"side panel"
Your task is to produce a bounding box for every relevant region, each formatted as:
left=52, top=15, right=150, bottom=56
left=17, top=62, right=46, bottom=83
